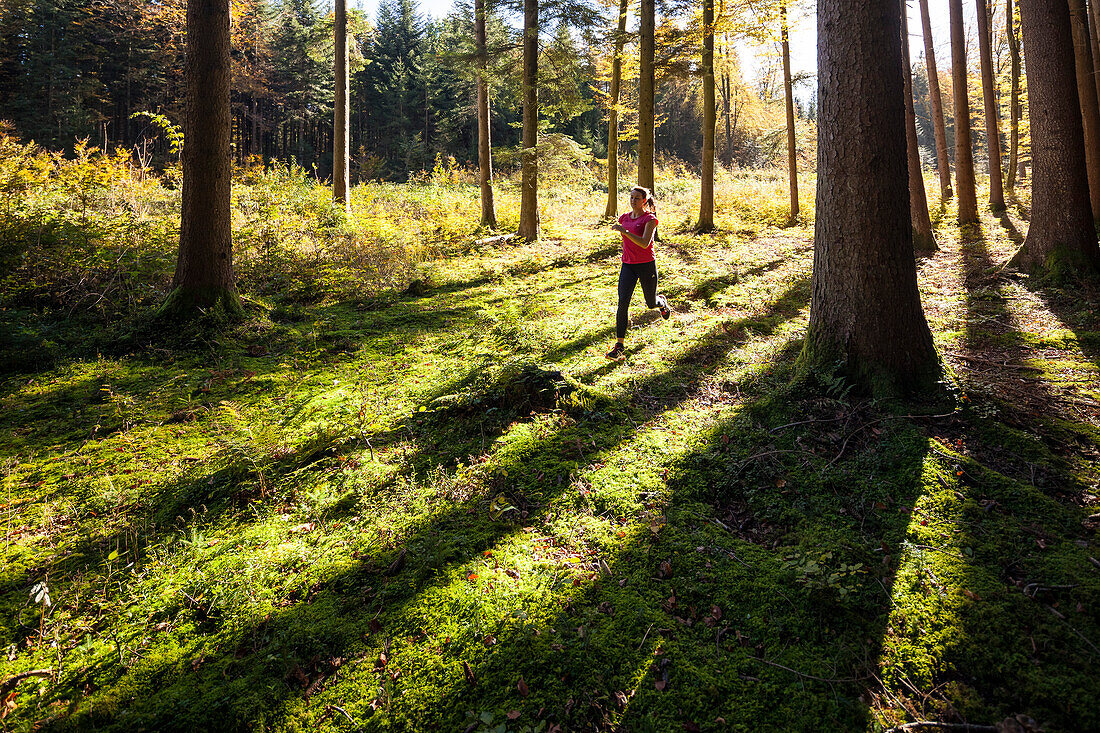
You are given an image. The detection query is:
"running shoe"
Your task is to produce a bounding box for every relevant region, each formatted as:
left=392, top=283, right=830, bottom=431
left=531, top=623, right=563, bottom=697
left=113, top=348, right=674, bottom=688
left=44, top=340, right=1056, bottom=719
left=606, top=342, right=625, bottom=360
left=657, top=294, right=671, bottom=320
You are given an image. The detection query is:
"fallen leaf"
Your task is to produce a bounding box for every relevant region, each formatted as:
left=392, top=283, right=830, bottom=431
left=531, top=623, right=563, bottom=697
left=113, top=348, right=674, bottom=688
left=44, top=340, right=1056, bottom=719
left=962, top=589, right=982, bottom=601
left=658, top=560, right=672, bottom=578
left=463, top=661, right=476, bottom=685
left=517, top=677, right=529, bottom=697
left=654, top=679, right=667, bottom=691
left=507, top=710, right=521, bottom=720
left=710, top=605, right=722, bottom=620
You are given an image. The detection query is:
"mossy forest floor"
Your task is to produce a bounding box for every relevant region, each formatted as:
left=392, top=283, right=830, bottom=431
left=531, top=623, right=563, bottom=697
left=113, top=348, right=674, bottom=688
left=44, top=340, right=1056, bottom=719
left=2, top=179, right=1100, bottom=733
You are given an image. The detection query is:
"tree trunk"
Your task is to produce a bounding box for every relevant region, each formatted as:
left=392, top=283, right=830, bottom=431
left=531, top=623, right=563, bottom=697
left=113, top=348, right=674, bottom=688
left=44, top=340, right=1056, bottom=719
left=475, top=0, right=497, bottom=228
left=799, top=0, right=941, bottom=399
left=516, top=0, right=540, bottom=241
left=334, top=0, right=349, bottom=209
left=1088, top=0, right=1100, bottom=106
left=1006, top=0, right=1020, bottom=192
left=976, top=0, right=1005, bottom=211
left=604, top=0, right=629, bottom=219
left=698, top=0, right=716, bottom=231
left=919, top=0, right=952, bottom=198
left=781, top=4, right=798, bottom=224
left=163, top=0, right=240, bottom=319
left=637, top=0, right=655, bottom=190
left=902, top=0, right=935, bottom=250
left=1010, top=0, right=1100, bottom=279
left=949, top=0, right=979, bottom=223
left=1069, top=0, right=1100, bottom=223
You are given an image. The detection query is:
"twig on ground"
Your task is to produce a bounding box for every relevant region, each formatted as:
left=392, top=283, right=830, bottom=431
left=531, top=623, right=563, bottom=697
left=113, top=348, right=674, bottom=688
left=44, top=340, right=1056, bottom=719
left=0, top=669, right=52, bottom=697
left=883, top=722, right=998, bottom=733
left=326, top=704, right=357, bottom=727
left=636, top=623, right=655, bottom=652
left=751, top=656, right=863, bottom=684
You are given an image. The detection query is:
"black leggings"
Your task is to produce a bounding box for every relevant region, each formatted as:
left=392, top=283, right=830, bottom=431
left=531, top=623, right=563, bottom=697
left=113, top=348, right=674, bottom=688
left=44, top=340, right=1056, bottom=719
left=616, top=261, right=658, bottom=339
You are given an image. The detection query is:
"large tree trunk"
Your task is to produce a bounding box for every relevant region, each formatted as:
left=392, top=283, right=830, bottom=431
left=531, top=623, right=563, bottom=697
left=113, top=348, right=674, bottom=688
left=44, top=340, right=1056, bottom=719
left=1069, top=0, right=1100, bottom=224
left=698, top=0, right=716, bottom=231
left=919, top=0, right=952, bottom=199
left=950, top=0, right=979, bottom=224
left=163, top=0, right=240, bottom=319
left=902, top=0, right=935, bottom=250
left=1010, top=0, right=1100, bottom=278
left=637, top=0, right=655, bottom=190
left=976, top=0, right=1005, bottom=211
left=799, top=0, right=941, bottom=399
left=1006, top=0, right=1021, bottom=192
left=334, top=0, right=349, bottom=209
left=781, top=4, right=798, bottom=224
left=516, top=0, right=540, bottom=240
left=604, top=0, right=629, bottom=220
left=475, top=0, right=497, bottom=228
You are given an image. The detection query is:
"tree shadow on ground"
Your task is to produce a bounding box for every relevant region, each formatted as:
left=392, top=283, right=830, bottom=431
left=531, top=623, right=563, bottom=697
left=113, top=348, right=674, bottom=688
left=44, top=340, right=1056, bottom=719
left=35, top=270, right=813, bottom=732
left=864, top=226, right=1100, bottom=728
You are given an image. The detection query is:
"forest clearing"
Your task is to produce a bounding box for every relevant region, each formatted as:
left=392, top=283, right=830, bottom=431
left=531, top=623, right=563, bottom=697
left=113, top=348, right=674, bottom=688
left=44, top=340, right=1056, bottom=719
left=1, top=142, right=1098, bottom=731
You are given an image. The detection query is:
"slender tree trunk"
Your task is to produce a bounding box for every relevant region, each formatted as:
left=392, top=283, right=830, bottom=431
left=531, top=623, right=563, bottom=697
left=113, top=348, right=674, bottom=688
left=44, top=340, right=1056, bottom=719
left=1089, top=0, right=1100, bottom=106
left=919, top=0, right=952, bottom=198
left=1006, top=0, right=1020, bottom=192
left=800, top=0, right=941, bottom=399
left=1069, top=0, right=1100, bottom=223
left=516, top=0, right=540, bottom=240
left=334, top=0, right=349, bottom=209
left=976, top=0, right=1005, bottom=211
left=475, top=0, right=497, bottom=228
left=698, top=0, right=716, bottom=231
left=163, top=0, right=240, bottom=318
left=604, top=0, right=629, bottom=219
left=1010, top=0, right=1099, bottom=278
left=781, top=4, right=797, bottom=224
left=902, top=0, right=935, bottom=249
left=637, top=0, right=655, bottom=190
left=950, top=0, right=979, bottom=224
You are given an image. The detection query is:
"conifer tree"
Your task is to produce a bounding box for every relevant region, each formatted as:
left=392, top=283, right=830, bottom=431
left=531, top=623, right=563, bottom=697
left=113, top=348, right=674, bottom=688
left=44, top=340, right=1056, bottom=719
left=800, top=0, right=941, bottom=398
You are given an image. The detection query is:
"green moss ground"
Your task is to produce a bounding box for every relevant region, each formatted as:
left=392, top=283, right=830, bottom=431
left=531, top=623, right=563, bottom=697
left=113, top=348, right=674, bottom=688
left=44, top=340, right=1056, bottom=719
left=2, top=176, right=1099, bottom=732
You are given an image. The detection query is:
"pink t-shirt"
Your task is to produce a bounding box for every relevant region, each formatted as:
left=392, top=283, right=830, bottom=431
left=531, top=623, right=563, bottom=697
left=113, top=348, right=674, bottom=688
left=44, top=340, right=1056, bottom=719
left=618, top=211, right=658, bottom=264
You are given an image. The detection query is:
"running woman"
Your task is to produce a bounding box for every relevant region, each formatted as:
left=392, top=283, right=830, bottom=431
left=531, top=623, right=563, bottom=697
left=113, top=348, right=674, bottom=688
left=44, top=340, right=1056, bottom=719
left=606, top=185, right=671, bottom=359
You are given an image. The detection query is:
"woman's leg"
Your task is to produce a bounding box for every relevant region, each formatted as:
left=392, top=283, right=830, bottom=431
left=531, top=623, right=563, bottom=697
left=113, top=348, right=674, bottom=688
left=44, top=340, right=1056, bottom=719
left=637, top=260, right=659, bottom=308
left=616, top=265, right=640, bottom=340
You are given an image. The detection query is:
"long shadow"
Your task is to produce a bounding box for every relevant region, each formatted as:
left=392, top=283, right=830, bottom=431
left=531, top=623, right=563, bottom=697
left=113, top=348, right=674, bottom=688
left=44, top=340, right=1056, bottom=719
left=865, top=225, right=1100, bottom=727
left=326, top=341, right=938, bottom=731
left=35, top=271, right=814, bottom=731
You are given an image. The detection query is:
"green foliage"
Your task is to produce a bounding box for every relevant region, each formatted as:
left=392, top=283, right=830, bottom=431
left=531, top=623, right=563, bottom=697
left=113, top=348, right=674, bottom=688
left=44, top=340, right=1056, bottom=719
left=130, top=111, right=184, bottom=157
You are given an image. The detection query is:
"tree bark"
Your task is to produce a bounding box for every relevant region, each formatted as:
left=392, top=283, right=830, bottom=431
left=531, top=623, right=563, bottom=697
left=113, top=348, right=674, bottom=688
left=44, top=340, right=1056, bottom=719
left=950, top=0, right=979, bottom=224
left=475, top=0, right=497, bottom=228
left=975, top=0, right=1005, bottom=211
left=902, top=0, right=935, bottom=250
left=1006, top=0, right=1021, bottom=192
left=334, top=0, right=349, bottom=209
left=637, top=0, right=655, bottom=190
left=163, top=0, right=240, bottom=319
left=799, top=0, right=941, bottom=399
left=781, top=4, right=798, bottom=225
left=1010, top=0, right=1100, bottom=279
left=919, top=0, right=952, bottom=198
left=516, top=0, right=540, bottom=240
left=698, top=0, right=716, bottom=231
left=1069, top=0, right=1100, bottom=224
left=604, top=0, right=629, bottom=220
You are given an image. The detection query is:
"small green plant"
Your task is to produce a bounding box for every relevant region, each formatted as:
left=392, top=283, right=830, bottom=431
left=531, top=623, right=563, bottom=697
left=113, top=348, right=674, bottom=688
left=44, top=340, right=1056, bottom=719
left=782, top=550, right=866, bottom=600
